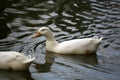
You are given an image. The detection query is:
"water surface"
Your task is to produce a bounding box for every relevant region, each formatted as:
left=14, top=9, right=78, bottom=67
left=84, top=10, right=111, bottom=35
left=0, top=0, right=120, bottom=80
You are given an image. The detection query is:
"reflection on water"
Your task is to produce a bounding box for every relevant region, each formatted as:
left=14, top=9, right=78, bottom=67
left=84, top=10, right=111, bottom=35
left=0, top=70, right=34, bottom=80
left=33, top=51, right=97, bottom=72
left=0, top=0, right=120, bottom=80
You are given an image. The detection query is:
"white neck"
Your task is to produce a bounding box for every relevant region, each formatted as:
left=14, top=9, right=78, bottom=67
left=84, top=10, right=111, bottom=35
left=46, top=33, right=56, bottom=41
left=45, top=31, right=58, bottom=51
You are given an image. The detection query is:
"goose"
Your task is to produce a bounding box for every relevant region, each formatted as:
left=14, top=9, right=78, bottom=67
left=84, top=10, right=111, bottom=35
left=32, top=27, right=102, bottom=54
left=0, top=51, right=35, bottom=70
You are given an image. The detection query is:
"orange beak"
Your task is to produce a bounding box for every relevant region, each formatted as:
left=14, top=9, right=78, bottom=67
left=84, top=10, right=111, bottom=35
left=32, top=32, right=41, bottom=38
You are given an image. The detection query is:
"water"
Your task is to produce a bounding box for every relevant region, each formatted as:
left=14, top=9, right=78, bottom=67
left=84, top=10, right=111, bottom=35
left=0, top=0, right=120, bottom=80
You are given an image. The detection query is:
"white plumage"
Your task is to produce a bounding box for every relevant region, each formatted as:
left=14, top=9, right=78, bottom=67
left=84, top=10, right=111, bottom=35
left=0, top=51, right=35, bottom=70
left=32, top=27, right=102, bottom=54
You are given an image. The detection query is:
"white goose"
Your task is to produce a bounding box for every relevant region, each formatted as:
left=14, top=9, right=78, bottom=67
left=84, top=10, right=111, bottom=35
left=0, top=51, right=35, bottom=70
left=32, top=27, right=102, bottom=54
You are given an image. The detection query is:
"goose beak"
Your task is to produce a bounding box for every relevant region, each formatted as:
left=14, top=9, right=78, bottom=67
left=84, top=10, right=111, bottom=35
left=32, top=32, right=41, bottom=38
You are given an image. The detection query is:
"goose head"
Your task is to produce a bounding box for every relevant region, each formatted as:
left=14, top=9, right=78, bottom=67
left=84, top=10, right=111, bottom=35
left=32, top=27, right=55, bottom=41
left=32, top=27, right=50, bottom=37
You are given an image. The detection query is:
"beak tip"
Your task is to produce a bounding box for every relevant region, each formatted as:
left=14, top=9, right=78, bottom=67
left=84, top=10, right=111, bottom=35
left=31, top=32, right=41, bottom=38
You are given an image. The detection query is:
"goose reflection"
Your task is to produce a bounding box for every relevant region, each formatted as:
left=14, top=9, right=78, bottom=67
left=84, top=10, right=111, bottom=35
left=33, top=51, right=55, bottom=72
left=33, top=51, right=98, bottom=73
left=54, top=53, right=98, bottom=65
left=0, top=69, right=34, bottom=80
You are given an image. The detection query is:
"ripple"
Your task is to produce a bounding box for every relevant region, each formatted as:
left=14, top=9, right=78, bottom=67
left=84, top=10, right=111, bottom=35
left=5, top=8, right=27, bottom=14
left=62, top=12, right=73, bottom=18
left=26, top=19, right=48, bottom=25
left=26, top=7, right=49, bottom=12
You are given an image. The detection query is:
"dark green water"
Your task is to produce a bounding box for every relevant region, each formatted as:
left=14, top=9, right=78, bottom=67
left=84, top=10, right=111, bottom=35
left=0, top=0, right=120, bottom=80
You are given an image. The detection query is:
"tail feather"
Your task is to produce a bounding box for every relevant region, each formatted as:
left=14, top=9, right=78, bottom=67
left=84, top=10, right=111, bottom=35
left=96, top=37, right=103, bottom=43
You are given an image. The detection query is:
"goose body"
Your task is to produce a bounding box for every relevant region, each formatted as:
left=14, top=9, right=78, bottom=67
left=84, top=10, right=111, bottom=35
left=0, top=51, right=35, bottom=70
left=32, top=27, right=102, bottom=54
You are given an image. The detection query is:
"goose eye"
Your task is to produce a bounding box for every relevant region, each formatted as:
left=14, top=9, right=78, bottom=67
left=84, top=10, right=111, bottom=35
left=41, top=29, right=45, bottom=31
